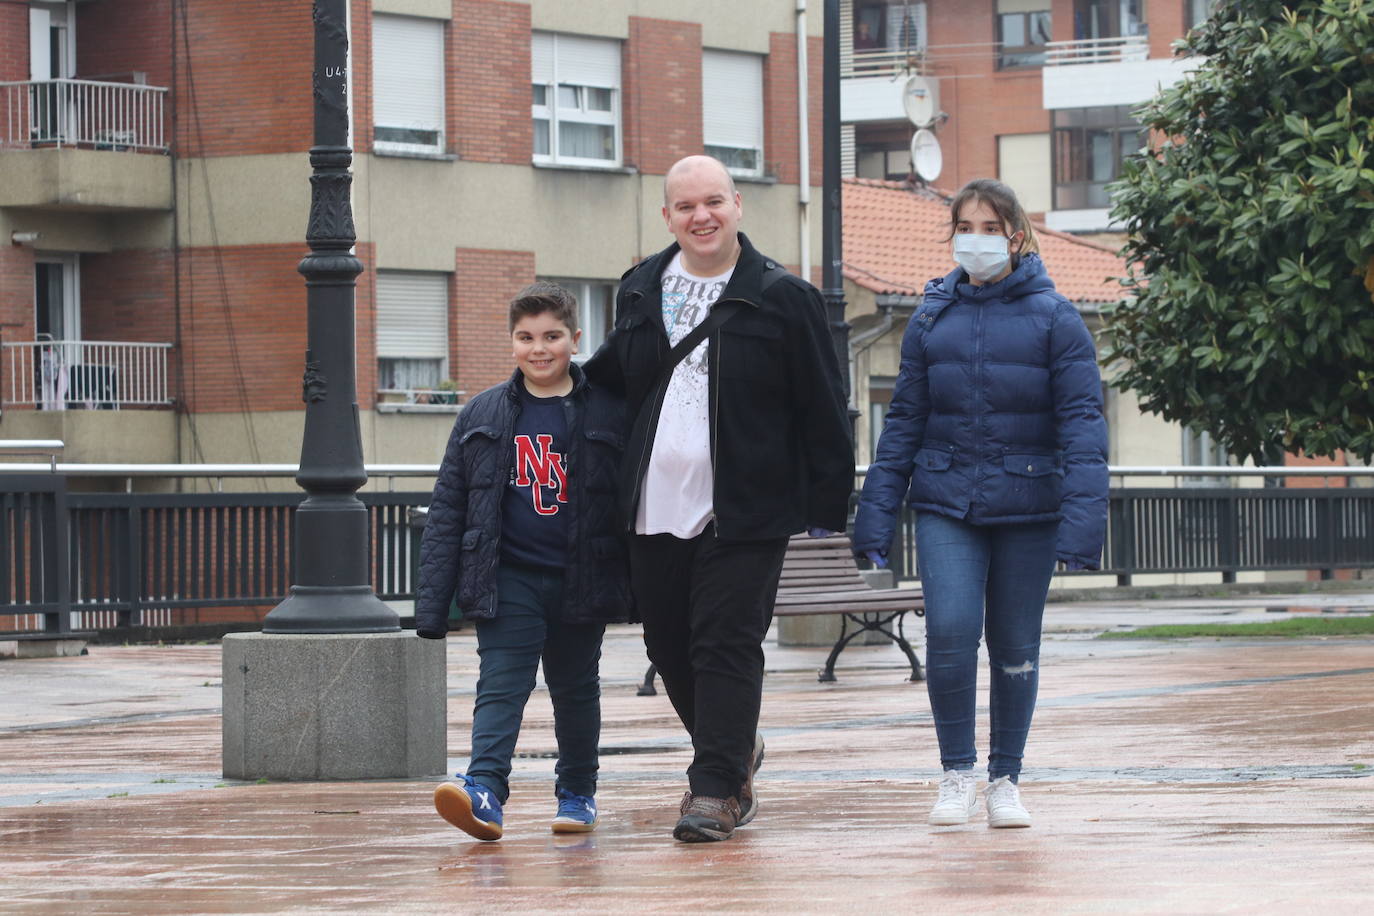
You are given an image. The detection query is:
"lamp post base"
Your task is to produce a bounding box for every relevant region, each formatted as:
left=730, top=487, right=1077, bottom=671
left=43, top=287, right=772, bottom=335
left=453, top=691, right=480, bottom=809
left=222, top=631, right=446, bottom=780
left=261, top=585, right=400, bottom=634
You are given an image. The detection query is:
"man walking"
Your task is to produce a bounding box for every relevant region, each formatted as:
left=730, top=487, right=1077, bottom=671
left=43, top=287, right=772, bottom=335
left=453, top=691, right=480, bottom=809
left=587, top=155, right=853, bottom=842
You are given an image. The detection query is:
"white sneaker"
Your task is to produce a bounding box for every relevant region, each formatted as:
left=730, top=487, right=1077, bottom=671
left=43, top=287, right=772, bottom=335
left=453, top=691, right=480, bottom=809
left=985, top=776, right=1032, bottom=828
left=929, top=769, right=979, bottom=826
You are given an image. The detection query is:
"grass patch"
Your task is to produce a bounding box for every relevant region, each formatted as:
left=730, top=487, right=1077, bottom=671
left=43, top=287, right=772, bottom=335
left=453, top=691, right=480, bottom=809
left=1099, top=616, right=1374, bottom=639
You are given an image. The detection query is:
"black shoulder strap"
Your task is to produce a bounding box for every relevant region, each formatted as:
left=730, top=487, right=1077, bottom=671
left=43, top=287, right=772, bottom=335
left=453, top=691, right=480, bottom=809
left=760, top=262, right=787, bottom=294
left=650, top=261, right=788, bottom=385
left=651, top=299, right=746, bottom=392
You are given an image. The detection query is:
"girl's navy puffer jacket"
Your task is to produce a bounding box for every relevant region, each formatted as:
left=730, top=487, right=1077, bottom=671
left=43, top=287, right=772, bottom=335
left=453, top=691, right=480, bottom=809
left=853, top=253, right=1109, bottom=569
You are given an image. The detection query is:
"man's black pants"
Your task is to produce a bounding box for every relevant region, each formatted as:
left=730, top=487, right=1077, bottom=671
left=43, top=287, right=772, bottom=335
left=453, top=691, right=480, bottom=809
left=630, top=525, right=790, bottom=800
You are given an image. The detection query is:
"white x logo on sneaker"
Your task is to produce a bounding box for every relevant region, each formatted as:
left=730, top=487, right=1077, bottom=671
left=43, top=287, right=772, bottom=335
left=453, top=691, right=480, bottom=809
left=474, top=789, right=493, bottom=810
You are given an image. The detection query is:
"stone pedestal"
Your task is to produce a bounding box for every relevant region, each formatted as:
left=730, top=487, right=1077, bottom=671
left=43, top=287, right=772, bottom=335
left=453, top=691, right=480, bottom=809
left=222, top=632, right=446, bottom=780
left=776, top=569, right=898, bottom=647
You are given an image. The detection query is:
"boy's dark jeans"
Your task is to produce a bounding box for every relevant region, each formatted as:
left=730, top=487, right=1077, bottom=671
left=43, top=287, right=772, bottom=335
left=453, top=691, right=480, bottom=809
left=630, top=526, right=789, bottom=801
left=467, top=563, right=605, bottom=804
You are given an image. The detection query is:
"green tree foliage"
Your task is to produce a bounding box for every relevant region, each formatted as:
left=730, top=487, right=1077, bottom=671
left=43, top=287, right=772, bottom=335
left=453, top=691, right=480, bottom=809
left=1105, top=0, right=1374, bottom=463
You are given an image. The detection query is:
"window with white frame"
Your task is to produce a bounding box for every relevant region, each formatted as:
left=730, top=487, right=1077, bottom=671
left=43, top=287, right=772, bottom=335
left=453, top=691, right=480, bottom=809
left=372, top=14, right=445, bottom=154
left=702, top=50, right=764, bottom=177
left=375, top=271, right=449, bottom=396
left=531, top=32, right=622, bottom=167
left=540, top=278, right=617, bottom=356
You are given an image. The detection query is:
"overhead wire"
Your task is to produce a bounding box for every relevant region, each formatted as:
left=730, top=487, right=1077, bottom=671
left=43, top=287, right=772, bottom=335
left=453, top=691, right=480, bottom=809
left=175, top=0, right=266, bottom=486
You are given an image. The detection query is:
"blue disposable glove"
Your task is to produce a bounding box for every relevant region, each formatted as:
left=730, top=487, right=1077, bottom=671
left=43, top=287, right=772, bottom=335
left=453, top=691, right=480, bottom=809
left=807, top=527, right=835, bottom=538
left=864, top=550, right=888, bottom=569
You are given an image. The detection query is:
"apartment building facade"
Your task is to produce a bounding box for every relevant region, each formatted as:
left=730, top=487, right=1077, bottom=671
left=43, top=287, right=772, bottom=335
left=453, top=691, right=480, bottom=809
left=841, top=0, right=1216, bottom=229
left=0, top=0, right=823, bottom=477
left=837, top=0, right=1237, bottom=474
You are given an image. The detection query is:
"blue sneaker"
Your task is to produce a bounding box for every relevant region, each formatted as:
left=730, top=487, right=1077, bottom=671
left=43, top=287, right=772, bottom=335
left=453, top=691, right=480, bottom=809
left=551, top=788, right=597, bottom=834
left=434, top=774, right=503, bottom=841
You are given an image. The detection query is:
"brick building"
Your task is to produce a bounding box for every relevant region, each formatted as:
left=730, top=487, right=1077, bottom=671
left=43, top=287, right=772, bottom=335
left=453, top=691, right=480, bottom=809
left=0, top=0, right=823, bottom=478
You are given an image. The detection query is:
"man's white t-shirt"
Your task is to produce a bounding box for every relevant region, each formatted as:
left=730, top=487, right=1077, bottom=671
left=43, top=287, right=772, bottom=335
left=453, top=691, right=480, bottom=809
left=635, top=253, right=736, bottom=538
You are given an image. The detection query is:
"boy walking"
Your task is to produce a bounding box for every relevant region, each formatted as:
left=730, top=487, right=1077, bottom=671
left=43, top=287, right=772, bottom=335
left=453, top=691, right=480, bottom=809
left=416, top=282, right=631, bottom=841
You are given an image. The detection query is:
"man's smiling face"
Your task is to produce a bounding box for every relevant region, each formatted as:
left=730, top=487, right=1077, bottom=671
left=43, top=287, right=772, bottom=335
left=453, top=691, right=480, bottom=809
left=662, top=158, right=743, bottom=276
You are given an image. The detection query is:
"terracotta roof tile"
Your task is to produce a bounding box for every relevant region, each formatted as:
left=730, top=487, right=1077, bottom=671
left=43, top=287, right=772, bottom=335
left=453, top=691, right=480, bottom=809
left=842, top=178, right=1125, bottom=304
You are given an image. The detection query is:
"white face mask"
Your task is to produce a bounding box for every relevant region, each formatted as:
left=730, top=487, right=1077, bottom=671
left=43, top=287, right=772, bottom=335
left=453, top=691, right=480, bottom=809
left=953, top=233, right=1013, bottom=283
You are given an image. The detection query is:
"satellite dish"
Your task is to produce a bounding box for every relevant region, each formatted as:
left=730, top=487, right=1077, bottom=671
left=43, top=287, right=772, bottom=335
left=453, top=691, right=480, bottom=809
left=901, top=75, right=936, bottom=128
left=910, top=128, right=942, bottom=183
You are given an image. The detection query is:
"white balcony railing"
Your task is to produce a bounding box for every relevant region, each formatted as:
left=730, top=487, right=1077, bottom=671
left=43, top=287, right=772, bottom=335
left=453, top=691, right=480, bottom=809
left=843, top=47, right=934, bottom=79
left=1045, top=35, right=1150, bottom=66
left=0, top=79, right=168, bottom=151
left=375, top=388, right=465, bottom=413
left=2, top=340, right=173, bottom=410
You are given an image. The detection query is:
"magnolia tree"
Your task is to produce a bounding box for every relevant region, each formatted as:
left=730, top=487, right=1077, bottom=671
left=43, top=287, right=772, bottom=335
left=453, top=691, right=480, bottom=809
left=1106, top=0, right=1374, bottom=463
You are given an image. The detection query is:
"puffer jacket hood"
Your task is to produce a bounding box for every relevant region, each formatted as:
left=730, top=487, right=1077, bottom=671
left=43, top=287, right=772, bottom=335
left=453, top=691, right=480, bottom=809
left=928, top=251, right=1058, bottom=308
left=853, top=253, right=1109, bottom=569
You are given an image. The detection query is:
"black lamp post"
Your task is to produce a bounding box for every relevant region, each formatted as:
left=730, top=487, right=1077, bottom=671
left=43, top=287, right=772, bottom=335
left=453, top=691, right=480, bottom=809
left=822, top=0, right=852, bottom=406
left=262, top=0, right=398, bottom=634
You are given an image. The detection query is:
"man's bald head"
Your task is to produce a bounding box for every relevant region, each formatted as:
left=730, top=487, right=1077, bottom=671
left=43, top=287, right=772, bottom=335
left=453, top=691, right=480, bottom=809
left=661, top=154, right=743, bottom=276
left=663, top=155, right=738, bottom=207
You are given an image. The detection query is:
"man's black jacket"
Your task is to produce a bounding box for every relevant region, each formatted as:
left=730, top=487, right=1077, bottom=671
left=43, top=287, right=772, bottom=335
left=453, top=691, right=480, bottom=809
left=415, top=365, right=632, bottom=637
left=584, top=232, right=854, bottom=540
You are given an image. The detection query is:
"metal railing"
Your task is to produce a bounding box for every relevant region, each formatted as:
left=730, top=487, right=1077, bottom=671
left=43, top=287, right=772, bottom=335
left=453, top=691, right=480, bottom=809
left=0, top=479, right=425, bottom=635
left=375, top=388, right=464, bottom=412
left=1045, top=35, right=1150, bottom=65
left=2, top=466, right=1371, bottom=637
left=2, top=340, right=173, bottom=409
left=866, top=467, right=1374, bottom=586
left=843, top=48, right=934, bottom=78
left=0, top=79, right=168, bottom=151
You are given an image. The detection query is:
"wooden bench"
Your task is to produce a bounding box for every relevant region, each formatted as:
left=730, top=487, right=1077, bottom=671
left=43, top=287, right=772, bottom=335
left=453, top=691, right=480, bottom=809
left=637, top=533, right=924, bottom=692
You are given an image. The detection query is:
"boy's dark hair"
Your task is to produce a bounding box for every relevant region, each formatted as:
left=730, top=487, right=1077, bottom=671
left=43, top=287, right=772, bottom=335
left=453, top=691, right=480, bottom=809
left=509, top=282, right=580, bottom=333
left=945, top=178, right=1041, bottom=255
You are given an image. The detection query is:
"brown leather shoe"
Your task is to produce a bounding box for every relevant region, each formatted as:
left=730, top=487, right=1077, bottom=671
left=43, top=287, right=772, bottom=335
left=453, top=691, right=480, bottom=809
left=673, top=792, right=741, bottom=842
left=737, top=731, right=765, bottom=827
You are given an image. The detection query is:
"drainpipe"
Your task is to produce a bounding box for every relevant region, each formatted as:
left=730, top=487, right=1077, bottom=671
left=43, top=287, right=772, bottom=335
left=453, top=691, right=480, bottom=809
left=796, top=0, right=810, bottom=280
left=847, top=303, right=895, bottom=412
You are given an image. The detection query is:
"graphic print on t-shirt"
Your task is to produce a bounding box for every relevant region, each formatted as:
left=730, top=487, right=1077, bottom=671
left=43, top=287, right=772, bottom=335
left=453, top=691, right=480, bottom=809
left=635, top=254, right=735, bottom=538
left=661, top=273, right=728, bottom=379
left=659, top=267, right=728, bottom=421
left=511, top=433, right=567, bottom=516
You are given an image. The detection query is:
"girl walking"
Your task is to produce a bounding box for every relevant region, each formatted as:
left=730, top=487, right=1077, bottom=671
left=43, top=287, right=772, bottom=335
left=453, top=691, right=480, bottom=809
left=853, top=179, right=1108, bottom=828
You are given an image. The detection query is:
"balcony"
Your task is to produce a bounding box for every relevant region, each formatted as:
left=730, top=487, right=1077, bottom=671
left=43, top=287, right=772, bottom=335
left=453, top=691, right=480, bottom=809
left=2, top=340, right=173, bottom=411
left=1045, top=35, right=1150, bottom=66
left=375, top=387, right=464, bottom=414
left=843, top=47, right=933, bottom=80
left=0, top=79, right=171, bottom=211
left=841, top=50, right=935, bottom=125
left=1042, top=35, right=1198, bottom=111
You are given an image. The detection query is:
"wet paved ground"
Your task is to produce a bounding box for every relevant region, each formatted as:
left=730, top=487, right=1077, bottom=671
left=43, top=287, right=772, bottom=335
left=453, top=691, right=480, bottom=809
left=2, top=594, right=1373, bottom=913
